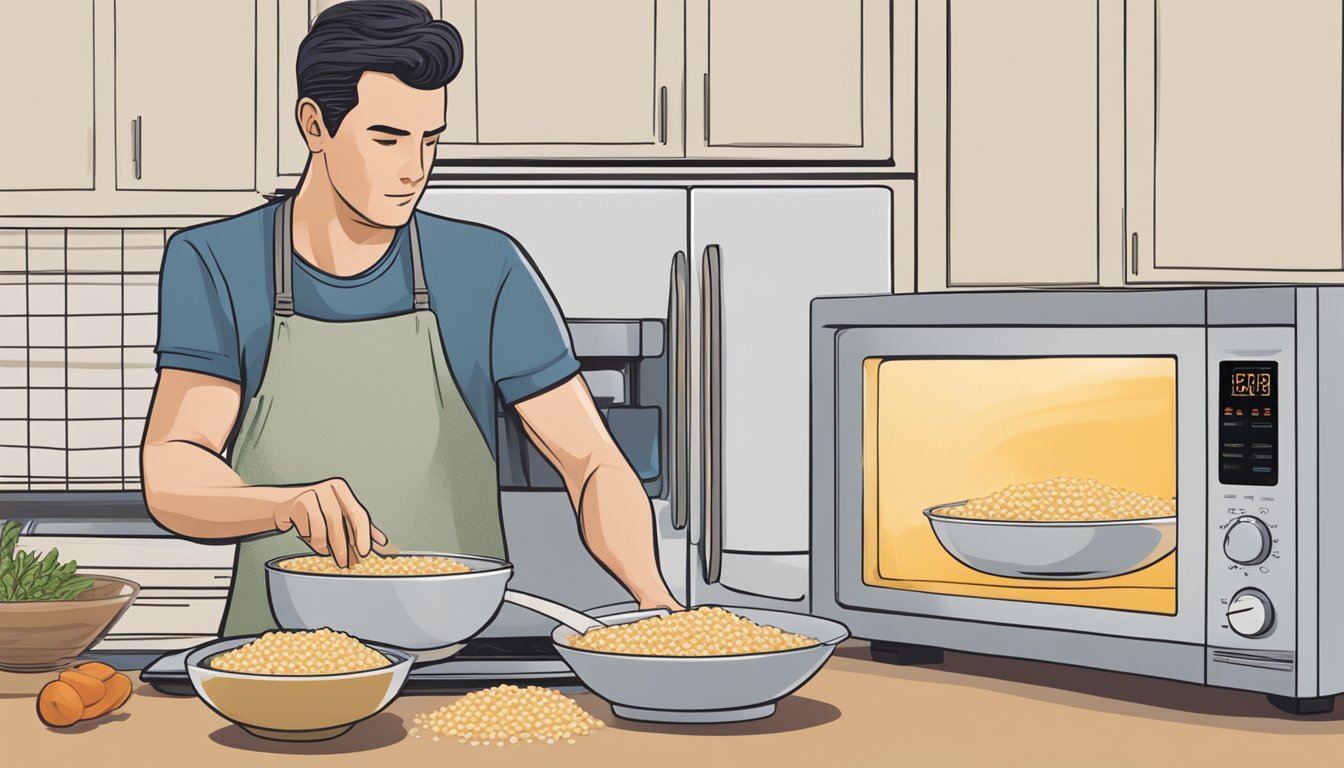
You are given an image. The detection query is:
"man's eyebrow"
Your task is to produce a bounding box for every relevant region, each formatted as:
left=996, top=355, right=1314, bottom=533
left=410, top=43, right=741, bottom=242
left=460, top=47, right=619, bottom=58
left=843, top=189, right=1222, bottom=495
left=423, top=125, right=447, bottom=138
left=367, top=124, right=411, bottom=136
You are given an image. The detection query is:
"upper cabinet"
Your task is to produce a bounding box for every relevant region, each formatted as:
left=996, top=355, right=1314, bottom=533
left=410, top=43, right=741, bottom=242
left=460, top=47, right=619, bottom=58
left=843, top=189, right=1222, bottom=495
left=275, top=0, right=905, bottom=168
left=0, top=0, right=96, bottom=191
left=439, top=0, right=685, bottom=160
left=1125, top=0, right=1343, bottom=282
left=686, top=0, right=895, bottom=163
left=944, top=0, right=1100, bottom=286
left=115, top=0, right=256, bottom=191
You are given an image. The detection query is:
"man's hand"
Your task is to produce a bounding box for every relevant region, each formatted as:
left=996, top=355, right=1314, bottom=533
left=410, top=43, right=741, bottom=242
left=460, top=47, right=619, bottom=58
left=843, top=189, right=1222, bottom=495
left=639, top=593, right=686, bottom=613
left=272, top=478, right=388, bottom=568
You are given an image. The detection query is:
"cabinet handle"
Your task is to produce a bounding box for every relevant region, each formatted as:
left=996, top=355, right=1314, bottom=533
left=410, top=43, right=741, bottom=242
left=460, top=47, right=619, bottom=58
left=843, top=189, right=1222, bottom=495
left=702, top=73, right=710, bottom=144
left=700, top=243, right=723, bottom=584
left=132, top=116, right=142, bottom=180
left=1131, top=232, right=1139, bottom=276
left=659, top=85, right=668, bottom=145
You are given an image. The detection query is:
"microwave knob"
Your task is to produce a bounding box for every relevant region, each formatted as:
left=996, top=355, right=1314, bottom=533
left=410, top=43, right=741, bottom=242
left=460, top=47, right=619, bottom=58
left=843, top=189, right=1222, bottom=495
left=1223, top=516, right=1272, bottom=565
left=1227, top=589, right=1275, bottom=638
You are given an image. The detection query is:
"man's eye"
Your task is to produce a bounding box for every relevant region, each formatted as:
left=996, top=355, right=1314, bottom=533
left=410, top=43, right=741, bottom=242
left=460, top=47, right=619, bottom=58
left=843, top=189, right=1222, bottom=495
left=374, top=139, right=396, bottom=146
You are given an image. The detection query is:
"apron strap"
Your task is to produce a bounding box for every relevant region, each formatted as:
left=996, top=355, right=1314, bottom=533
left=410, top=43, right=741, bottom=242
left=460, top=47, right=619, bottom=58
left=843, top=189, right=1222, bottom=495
left=273, top=196, right=295, bottom=316
left=409, top=213, right=430, bottom=311
left=272, top=197, right=430, bottom=316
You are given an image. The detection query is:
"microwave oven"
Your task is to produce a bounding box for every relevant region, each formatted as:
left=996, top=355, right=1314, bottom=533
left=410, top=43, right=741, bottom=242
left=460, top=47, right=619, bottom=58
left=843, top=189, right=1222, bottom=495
left=810, top=286, right=1344, bottom=715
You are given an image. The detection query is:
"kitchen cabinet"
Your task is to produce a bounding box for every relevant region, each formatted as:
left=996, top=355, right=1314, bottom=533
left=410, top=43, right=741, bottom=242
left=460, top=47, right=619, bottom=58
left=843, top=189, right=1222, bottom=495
left=686, top=0, right=899, bottom=163
left=278, top=0, right=684, bottom=169
left=943, top=0, right=1100, bottom=286
left=0, top=0, right=96, bottom=191
left=437, top=0, right=685, bottom=160
left=1125, top=0, right=1344, bottom=283
left=114, top=0, right=255, bottom=191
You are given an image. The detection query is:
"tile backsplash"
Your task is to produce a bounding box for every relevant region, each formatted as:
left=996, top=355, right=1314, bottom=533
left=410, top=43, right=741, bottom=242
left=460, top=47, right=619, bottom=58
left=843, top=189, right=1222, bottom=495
left=0, top=228, right=168, bottom=491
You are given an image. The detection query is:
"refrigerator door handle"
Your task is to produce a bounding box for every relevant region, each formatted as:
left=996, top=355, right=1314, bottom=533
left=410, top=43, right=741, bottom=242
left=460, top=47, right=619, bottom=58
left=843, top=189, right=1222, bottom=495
left=668, top=250, right=690, bottom=530
left=700, top=243, right=723, bottom=584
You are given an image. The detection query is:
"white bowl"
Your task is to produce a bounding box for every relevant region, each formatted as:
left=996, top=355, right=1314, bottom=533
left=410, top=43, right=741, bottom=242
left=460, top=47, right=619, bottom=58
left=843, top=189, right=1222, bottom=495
left=925, top=500, right=1177, bottom=579
left=265, top=552, right=512, bottom=651
left=552, top=607, right=850, bottom=723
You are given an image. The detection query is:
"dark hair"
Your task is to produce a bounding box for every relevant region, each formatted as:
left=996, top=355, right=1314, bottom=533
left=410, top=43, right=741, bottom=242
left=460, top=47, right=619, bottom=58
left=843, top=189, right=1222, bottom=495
left=297, top=0, right=463, bottom=137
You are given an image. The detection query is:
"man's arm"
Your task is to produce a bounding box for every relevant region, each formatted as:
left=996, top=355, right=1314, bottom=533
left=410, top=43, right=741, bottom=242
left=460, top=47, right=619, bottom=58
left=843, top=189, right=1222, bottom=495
left=141, top=368, right=384, bottom=567
left=513, top=374, right=683, bottom=611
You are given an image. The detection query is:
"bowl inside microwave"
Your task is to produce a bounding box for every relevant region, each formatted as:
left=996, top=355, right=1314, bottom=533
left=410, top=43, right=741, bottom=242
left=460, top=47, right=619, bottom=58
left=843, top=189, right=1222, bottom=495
left=924, top=501, right=1177, bottom=580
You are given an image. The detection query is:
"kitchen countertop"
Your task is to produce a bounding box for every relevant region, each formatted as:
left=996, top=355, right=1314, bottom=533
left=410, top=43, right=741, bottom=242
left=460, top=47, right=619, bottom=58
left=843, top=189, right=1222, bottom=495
left=7, top=642, right=1344, bottom=767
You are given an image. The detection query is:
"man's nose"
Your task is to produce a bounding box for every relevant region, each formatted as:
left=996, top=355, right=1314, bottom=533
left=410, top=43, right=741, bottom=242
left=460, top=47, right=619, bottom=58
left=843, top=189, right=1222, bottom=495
left=399, top=147, right=426, bottom=186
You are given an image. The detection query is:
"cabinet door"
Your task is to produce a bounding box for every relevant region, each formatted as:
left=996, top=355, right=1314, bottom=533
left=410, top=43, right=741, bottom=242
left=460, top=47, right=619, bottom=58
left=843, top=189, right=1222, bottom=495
left=945, top=0, right=1099, bottom=286
left=0, top=0, right=95, bottom=191
left=115, top=0, right=255, bottom=190
left=276, top=0, right=448, bottom=178
left=438, top=0, right=684, bottom=160
left=1126, top=0, right=1344, bottom=282
left=686, top=0, right=895, bottom=162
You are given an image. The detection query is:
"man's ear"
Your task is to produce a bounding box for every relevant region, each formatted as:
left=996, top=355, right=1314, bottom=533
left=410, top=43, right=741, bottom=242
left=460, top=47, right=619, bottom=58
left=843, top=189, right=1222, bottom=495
left=296, top=98, right=327, bottom=153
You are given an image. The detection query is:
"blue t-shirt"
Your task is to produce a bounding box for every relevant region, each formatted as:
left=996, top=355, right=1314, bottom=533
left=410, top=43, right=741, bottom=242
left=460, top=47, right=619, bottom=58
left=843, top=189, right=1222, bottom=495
left=154, top=198, right=580, bottom=458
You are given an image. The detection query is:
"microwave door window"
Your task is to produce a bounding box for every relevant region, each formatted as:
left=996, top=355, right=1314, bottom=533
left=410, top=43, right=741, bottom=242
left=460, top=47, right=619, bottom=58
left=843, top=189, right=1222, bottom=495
left=862, top=357, right=1178, bottom=615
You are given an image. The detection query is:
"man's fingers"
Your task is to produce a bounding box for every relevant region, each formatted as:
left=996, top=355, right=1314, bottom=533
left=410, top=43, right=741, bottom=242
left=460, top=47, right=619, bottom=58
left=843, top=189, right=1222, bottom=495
left=287, top=501, right=311, bottom=540
left=371, top=525, right=388, bottom=547
left=315, top=484, right=348, bottom=568
left=298, top=491, right=328, bottom=555
left=329, top=480, right=372, bottom=558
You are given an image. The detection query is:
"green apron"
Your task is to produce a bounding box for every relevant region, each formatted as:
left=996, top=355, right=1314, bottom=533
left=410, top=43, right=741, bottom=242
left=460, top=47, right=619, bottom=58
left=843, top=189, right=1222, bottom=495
left=217, top=196, right=505, bottom=637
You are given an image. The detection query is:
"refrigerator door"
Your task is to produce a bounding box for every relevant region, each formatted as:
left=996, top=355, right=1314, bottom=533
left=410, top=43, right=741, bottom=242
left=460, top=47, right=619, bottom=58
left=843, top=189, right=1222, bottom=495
left=690, top=187, right=893, bottom=607
left=415, top=188, right=690, bottom=634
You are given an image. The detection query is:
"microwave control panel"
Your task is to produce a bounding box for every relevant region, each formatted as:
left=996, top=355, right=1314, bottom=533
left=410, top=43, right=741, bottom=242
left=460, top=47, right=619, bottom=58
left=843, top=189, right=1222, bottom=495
left=1207, top=329, right=1295, bottom=692
left=1217, top=361, right=1278, bottom=486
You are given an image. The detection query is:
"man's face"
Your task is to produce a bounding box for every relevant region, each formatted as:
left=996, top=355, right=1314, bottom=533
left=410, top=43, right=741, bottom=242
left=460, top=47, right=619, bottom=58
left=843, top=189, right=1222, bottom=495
left=316, top=71, right=445, bottom=228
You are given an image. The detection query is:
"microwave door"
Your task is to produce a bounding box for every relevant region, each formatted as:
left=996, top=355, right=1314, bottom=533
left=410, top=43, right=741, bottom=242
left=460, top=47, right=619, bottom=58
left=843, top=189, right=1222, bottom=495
left=687, top=187, right=895, bottom=610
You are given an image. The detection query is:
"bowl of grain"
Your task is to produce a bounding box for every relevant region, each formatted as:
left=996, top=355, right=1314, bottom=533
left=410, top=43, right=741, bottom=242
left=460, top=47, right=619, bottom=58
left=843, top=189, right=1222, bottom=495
left=265, top=551, right=512, bottom=652
left=924, top=476, right=1177, bottom=580
left=185, top=628, right=414, bottom=741
left=552, top=606, right=849, bottom=723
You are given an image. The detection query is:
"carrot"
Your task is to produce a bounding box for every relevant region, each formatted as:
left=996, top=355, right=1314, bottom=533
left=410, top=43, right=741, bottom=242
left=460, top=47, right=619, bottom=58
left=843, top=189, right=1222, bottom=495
left=81, top=673, right=132, bottom=720
left=59, top=669, right=107, bottom=707
left=37, top=680, right=85, bottom=727
left=73, top=661, right=116, bottom=682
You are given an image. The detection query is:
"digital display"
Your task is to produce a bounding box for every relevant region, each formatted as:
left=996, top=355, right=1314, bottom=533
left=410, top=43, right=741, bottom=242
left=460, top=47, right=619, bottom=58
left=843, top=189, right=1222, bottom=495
left=1231, top=370, right=1272, bottom=398
left=1218, top=361, right=1277, bottom=487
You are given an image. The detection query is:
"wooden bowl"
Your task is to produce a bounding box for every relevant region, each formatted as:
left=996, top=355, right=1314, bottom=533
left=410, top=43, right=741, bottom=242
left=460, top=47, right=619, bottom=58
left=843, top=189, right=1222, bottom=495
left=0, top=575, right=140, bottom=672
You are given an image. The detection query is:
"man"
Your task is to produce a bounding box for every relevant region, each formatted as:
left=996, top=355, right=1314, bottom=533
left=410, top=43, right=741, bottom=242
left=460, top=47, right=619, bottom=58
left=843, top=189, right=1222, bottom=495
left=142, top=0, right=682, bottom=636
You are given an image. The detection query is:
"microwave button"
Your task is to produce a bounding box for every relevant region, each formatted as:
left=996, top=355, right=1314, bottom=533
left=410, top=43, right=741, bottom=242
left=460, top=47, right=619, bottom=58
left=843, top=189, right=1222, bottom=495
left=1251, top=466, right=1273, bottom=474
left=1221, top=452, right=1245, bottom=459
left=1221, top=419, right=1246, bottom=429
left=1250, top=421, right=1274, bottom=429
left=1224, top=516, right=1272, bottom=565
left=1226, top=588, right=1275, bottom=638
left=1222, top=463, right=1243, bottom=472
left=1250, top=453, right=1274, bottom=461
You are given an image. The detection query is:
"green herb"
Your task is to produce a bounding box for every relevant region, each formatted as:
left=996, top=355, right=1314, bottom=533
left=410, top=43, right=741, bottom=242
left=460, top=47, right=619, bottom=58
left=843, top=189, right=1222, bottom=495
left=0, top=520, right=94, bottom=602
